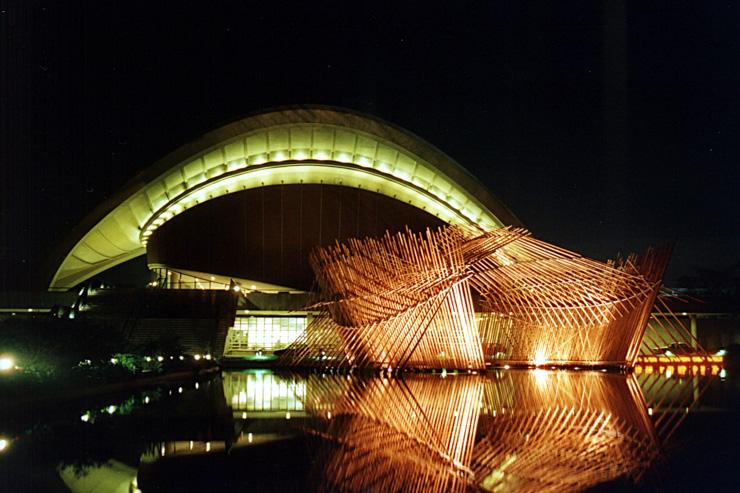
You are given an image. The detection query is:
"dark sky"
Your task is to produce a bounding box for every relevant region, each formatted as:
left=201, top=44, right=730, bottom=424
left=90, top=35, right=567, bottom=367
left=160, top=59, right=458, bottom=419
left=2, top=1, right=739, bottom=289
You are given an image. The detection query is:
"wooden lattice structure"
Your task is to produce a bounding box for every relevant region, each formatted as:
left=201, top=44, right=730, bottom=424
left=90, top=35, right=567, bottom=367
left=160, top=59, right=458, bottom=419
left=473, top=235, right=671, bottom=366
left=278, top=225, right=702, bottom=370
left=280, top=227, right=487, bottom=370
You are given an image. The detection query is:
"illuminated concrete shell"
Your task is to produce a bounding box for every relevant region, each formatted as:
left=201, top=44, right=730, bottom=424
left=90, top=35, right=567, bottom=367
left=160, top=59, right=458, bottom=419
left=49, top=106, right=519, bottom=290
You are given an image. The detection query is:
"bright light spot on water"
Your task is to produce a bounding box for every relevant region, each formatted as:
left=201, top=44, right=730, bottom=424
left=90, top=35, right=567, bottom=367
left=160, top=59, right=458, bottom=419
left=0, top=439, right=9, bottom=452
left=533, top=368, right=549, bottom=387
left=0, top=357, right=14, bottom=371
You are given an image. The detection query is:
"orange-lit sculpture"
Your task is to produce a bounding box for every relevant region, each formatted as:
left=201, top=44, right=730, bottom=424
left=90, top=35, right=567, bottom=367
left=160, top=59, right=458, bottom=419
left=281, top=227, right=487, bottom=369
left=472, top=232, right=670, bottom=366
left=279, top=226, right=706, bottom=370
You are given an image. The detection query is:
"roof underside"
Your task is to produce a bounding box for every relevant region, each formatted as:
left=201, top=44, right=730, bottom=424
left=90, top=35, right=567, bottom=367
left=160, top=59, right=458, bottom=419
left=49, top=106, right=520, bottom=290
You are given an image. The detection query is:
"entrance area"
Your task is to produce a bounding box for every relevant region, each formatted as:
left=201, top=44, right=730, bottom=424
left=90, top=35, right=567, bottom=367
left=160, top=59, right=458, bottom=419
left=224, top=314, right=308, bottom=356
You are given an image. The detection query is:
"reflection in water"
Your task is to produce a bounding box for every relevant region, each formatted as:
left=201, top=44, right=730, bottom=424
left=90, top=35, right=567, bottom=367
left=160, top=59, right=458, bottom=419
left=473, top=371, right=657, bottom=492
left=303, top=374, right=483, bottom=492
left=4, top=367, right=718, bottom=492
left=221, top=368, right=714, bottom=492
left=223, top=370, right=307, bottom=417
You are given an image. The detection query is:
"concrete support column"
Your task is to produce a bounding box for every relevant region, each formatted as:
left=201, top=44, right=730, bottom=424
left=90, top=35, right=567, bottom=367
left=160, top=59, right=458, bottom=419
left=689, top=314, right=698, bottom=348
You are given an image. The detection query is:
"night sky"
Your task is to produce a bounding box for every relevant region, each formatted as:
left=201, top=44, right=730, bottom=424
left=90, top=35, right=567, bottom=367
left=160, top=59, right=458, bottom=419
left=2, top=1, right=739, bottom=289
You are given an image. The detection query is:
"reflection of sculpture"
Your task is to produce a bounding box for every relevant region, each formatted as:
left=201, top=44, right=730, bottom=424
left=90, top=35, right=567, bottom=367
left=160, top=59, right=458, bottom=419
left=300, top=369, right=711, bottom=493
left=303, top=374, right=484, bottom=493
left=279, top=226, right=686, bottom=369
left=473, top=371, right=659, bottom=492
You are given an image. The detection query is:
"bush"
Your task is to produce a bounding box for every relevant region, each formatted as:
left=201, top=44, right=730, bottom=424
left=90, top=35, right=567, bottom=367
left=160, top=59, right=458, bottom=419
left=0, top=317, right=183, bottom=381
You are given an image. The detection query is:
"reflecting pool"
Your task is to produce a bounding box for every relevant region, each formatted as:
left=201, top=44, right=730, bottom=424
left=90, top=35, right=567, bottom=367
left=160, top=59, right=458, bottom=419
left=1, top=367, right=737, bottom=492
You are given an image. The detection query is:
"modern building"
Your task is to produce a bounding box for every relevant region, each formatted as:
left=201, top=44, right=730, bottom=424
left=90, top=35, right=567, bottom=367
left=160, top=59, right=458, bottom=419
left=46, top=106, right=522, bottom=360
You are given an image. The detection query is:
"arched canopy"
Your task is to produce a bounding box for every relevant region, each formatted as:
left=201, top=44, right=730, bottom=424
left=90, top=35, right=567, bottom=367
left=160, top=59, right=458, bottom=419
left=49, top=106, right=520, bottom=290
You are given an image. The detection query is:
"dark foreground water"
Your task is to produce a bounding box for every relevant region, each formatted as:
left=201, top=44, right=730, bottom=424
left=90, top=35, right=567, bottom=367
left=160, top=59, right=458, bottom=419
left=0, top=367, right=737, bottom=492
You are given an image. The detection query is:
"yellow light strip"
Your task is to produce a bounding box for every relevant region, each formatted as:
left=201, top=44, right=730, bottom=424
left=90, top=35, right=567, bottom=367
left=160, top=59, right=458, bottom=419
left=139, top=161, right=496, bottom=243
left=51, top=121, right=507, bottom=290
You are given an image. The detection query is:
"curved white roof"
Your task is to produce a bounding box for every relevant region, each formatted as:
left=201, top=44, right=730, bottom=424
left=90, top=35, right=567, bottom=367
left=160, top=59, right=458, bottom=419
left=49, top=106, right=520, bottom=290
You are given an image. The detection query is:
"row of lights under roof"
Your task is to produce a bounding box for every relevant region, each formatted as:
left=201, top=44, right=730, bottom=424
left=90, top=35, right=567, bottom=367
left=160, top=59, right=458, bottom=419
left=147, top=278, right=256, bottom=293
left=139, top=153, right=493, bottom=246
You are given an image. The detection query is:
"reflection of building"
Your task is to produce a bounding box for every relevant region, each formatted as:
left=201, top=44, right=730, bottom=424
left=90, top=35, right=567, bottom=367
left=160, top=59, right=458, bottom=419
left=129, top=368, right=717, bottom=492
left=222, top=370, right=307, bottom=418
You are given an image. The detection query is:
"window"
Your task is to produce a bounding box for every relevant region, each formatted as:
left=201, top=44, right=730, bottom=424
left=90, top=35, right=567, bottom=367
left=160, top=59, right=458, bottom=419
left=224, top=316, right=307, bottom=354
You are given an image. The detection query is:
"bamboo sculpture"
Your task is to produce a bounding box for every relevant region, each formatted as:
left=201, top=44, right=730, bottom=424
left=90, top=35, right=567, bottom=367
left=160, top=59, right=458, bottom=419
left=278, top=225, right=697, bottom=370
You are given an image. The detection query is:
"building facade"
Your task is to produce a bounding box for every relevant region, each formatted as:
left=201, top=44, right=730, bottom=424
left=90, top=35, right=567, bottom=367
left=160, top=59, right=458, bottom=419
left=49, top=106, right=520, bottom=358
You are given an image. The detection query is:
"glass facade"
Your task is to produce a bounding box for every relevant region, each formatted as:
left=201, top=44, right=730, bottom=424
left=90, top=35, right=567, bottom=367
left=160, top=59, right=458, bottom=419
left=150, top=267, right=233, bottom=290
left=224, top=316, right=307, bottom=355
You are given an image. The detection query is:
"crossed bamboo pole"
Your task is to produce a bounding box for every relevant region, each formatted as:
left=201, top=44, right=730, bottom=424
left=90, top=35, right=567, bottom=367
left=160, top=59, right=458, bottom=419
left=277, top=225, right=700, bottom=370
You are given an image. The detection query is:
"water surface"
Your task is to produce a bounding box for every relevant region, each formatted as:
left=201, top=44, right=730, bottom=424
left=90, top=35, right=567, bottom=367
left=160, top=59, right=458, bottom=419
left=1, top=367, right=737, bottom=492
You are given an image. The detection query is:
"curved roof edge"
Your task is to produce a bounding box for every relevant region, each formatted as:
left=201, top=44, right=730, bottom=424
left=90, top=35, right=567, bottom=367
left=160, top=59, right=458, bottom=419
left=47, top=105, right=522, bottom=290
